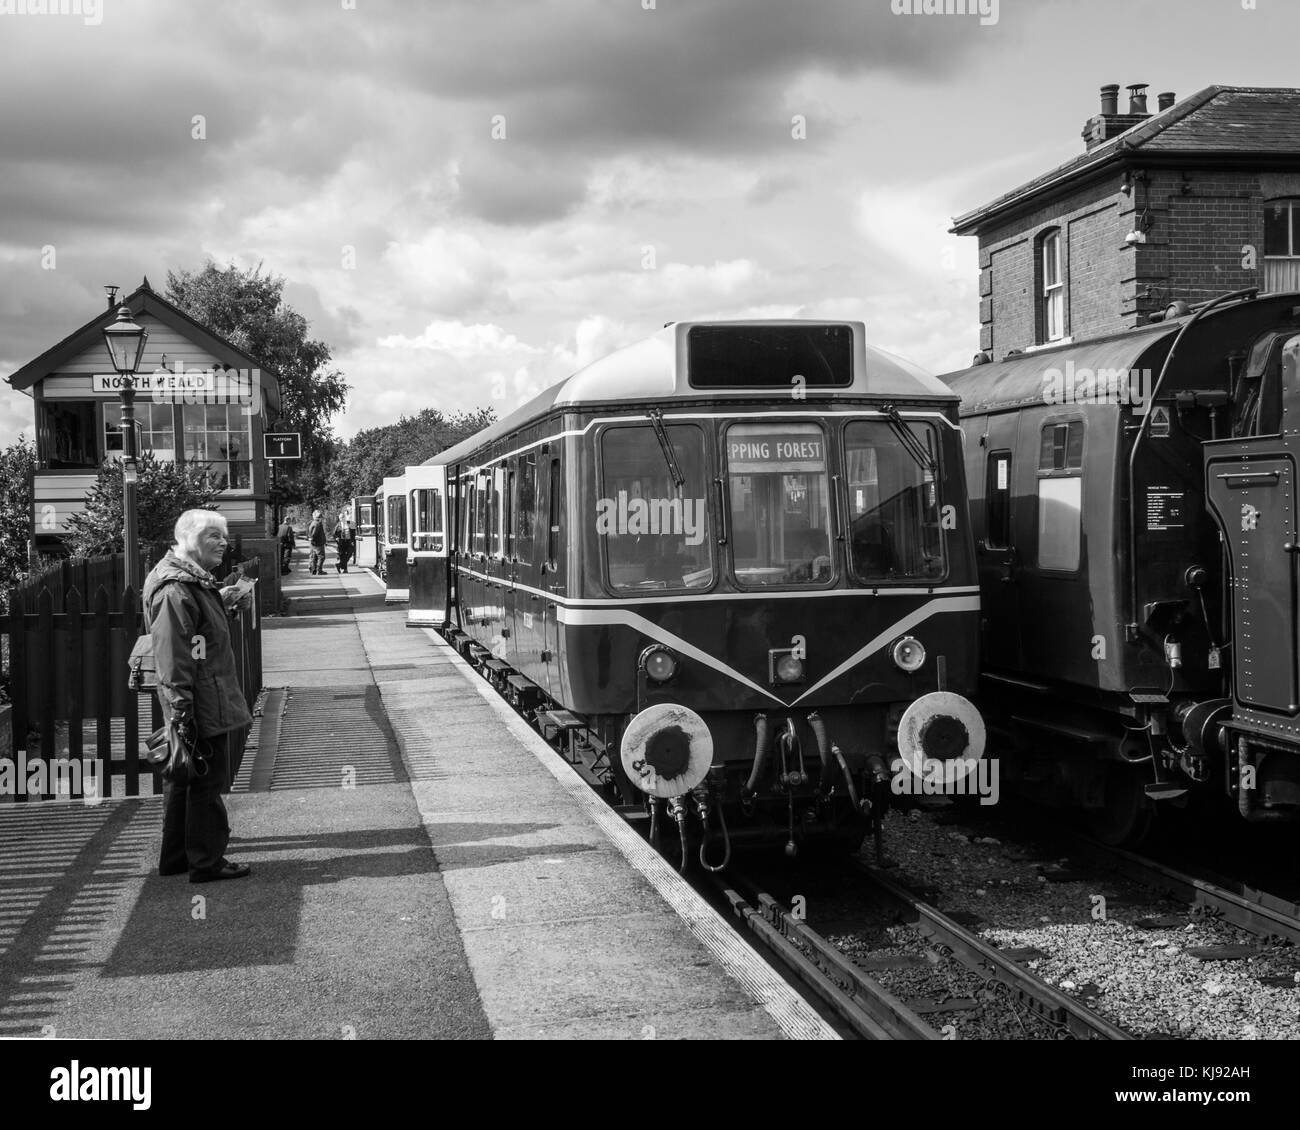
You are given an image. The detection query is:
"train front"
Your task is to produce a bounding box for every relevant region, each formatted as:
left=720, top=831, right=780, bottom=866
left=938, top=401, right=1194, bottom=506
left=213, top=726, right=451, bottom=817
left=567, top=322, right=983, bottom=866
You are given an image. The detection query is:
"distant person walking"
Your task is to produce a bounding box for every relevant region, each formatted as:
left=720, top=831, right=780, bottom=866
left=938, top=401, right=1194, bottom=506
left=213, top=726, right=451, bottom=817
left=333, top=515, right=356, bottom=574
left=276, top=516, right=296, bottom=575
left=143, top=510, right=254, bottom=883
left=307, top=510, right=328, bottom=575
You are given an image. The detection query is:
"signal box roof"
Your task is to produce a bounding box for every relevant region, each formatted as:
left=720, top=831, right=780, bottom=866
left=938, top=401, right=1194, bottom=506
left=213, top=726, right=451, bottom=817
left=426, top=319, right=955, bottom=467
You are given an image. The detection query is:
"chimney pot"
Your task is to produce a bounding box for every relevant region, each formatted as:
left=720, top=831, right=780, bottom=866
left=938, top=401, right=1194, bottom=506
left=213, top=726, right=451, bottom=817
left=1100, top=83, right=1120, bottom=116
left=1127, top=83, right=1149, bottom=115
left=1157, top=91, right=1176, bottom=111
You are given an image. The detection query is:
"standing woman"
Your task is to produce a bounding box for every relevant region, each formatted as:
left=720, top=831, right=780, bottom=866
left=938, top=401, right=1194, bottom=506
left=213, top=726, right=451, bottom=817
left=143, top=509, right=254, bottom=883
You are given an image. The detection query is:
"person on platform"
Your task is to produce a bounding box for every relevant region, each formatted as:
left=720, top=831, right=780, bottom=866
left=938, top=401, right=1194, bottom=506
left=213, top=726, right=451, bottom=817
left=307, top=509, right=328, bottom=575
left=333, top=515, right=356, bottom=574
left=276, top=516, right=296, bottom=575
left=143, top=509, right=254, bottom=883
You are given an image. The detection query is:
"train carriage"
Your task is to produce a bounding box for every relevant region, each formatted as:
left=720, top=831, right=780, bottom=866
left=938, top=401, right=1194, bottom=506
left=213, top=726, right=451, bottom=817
left=946, top=290, right=1300, bottom=841
left=406, top=464, right=449, bottom=628
left=427, top=319, right=983, bottom=864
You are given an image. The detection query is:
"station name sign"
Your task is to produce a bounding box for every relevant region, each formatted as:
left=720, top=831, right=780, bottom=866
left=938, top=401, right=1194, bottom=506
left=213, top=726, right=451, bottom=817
left=93, top=372, right=216, bottom=394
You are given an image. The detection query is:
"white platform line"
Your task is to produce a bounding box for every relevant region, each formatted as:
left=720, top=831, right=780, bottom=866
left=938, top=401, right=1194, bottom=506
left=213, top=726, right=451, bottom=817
left=412, top=627, right=840, bottom=1041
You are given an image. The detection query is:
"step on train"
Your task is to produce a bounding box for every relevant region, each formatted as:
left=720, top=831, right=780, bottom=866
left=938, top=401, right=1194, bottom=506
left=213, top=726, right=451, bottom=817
left=366, top=320, right=985, bottom=867
left=946, top=289, right=1300, bottom=841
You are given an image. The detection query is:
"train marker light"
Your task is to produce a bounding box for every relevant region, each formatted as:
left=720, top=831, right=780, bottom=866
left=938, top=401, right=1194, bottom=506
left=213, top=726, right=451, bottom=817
left=642, top=646, right=678, bottom=683
left=891, top=635, right=926, bottom=673
left=769, top=648, right=806, bottom=685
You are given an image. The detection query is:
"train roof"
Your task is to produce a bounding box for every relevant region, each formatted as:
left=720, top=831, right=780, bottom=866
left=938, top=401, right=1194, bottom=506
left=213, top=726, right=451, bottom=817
left=943, top=292, right=1300, bottom=417
left=424, top=319, right=955, bottom=467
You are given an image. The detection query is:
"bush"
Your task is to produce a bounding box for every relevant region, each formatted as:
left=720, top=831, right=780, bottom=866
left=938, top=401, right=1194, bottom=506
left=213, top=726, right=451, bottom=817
left=63, top=452, right=224, bottom=564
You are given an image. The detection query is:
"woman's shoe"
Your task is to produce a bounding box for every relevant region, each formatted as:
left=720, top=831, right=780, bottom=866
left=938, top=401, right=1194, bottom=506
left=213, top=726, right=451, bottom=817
left=190, top=860, right=251, bottom=883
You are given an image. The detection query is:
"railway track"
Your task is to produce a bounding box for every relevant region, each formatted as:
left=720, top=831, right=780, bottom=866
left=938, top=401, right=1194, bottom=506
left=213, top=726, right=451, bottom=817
left=705, top=865, right=1130, bottom=1040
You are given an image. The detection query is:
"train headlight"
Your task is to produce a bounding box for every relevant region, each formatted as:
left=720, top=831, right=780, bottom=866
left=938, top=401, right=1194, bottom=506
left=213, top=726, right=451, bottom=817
left=769, top=648, right=806, bottom=685
left=891, top=636, right=926, bottom=673
left=642, top=646, right=678, bottom=683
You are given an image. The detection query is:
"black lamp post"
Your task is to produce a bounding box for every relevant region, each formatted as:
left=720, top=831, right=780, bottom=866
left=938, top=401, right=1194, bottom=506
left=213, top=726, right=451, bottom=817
left=102, top=303, right=149, bottom=593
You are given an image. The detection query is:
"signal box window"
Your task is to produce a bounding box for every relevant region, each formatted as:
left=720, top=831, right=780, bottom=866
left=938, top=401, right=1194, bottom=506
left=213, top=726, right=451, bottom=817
left=727, top=422, right=831, bottom=587
left=412, top=488, right=442, bottom=552
left=39, top=401, right=98, bottom=469
left=985, top=450, right=1012, bottom=550
left=844, top=420, right=944, bottom=582
left=1037, top=420, right=1083, bottom=572
left=600, top=424, right=713, bottom=591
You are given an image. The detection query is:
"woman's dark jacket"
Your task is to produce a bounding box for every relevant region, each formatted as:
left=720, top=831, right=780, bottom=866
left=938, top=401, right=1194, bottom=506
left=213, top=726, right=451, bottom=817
left=142, top=551, right=254, bottom=738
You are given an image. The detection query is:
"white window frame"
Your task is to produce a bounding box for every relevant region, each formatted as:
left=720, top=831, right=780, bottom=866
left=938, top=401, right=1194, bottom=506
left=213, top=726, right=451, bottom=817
left=1041, top=230, right=1064, bottom=343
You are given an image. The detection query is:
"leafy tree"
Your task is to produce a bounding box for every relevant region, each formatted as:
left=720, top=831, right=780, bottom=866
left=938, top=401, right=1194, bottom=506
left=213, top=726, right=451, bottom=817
left=0, top=438, right=36, bottom=614
left=165, top=262, right=349, bottom=519
left=324, top=407, right=496, bottom=512
left=63, top=452, right=223, bottom=566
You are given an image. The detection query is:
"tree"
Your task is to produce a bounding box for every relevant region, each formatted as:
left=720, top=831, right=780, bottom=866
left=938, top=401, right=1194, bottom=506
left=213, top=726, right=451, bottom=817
left=324, top=407, right=496, bottom=511
left=0, top=438, right=36, bottom=613
left=63, top=452, right=223, bottom=566
left=165, top=262, right=349, bottom=518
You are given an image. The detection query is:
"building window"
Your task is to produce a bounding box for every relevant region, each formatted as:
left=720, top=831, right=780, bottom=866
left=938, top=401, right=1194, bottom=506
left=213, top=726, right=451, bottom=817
left=182, top=404, right=250, bottom=489
left=1037, top=229, right=1064, bottom=343
left=105, top=401, right=177, bottom=464
left=1036, top=420, right=1083, bottom=572
left=41, top=401, right=98, bottom=468
left=1264, top=198, right=1300, bottom=293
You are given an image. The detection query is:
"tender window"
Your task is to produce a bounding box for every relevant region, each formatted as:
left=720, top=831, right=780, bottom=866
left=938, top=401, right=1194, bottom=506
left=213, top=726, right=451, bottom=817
left=727, top=422, right=831, bottom=586
left=844, top=420, right=944, bottom=582
left=601, top=423, right=713, bottom=591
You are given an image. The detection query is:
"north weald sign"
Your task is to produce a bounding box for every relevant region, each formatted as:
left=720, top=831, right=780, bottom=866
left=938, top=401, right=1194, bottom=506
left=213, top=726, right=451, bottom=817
left=93, top=372, right=216, bottom=394
left=264, top=432, right=302, bottom=460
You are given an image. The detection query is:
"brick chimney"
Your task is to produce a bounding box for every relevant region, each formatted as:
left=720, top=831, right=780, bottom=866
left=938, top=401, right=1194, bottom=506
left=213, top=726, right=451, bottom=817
left=1082, top=82, right=1153, bottom=151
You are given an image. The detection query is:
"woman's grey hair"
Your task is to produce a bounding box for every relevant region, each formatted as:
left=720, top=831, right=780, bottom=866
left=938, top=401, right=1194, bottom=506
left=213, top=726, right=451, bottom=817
left=174, top=509, right=227, bottom=547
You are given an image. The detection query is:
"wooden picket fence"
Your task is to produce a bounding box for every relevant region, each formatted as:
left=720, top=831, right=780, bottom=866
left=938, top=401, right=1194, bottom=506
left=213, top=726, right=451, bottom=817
left=2, top=562, right=262, bottom=802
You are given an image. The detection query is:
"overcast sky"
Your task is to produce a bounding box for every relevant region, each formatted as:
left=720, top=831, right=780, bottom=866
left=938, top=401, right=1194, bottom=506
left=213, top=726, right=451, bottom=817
left=2, top=0, right=1299, bottom=450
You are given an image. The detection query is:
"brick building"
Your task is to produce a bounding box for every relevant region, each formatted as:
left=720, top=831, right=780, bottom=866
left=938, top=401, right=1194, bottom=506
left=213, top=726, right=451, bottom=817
left=950, top=84, right=1300, bottom=359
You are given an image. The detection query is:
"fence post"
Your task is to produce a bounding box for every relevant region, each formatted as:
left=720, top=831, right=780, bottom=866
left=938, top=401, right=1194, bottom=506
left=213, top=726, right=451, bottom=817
left=93, top=586, right=113, bottom=798
left=66, top=586, right=84, bottom=800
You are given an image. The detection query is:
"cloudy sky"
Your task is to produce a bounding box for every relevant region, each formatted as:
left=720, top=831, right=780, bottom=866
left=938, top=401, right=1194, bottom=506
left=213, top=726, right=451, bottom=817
left=2, top=0, right=1298, bottom=450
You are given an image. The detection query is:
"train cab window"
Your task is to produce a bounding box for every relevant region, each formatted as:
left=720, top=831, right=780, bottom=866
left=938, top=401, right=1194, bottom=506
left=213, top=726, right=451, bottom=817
left=516, top=458, right=536, bottom=563
left=386, top=494, right=407, bottom=544
left=600, top=423, right=714, bottom=591
left=985, top=450, right=1012, bottom=550
left=726, top=422, right=831, bottom=587
left=1036, top=420, right=1083, bottom=572
left=844, top=420, right=944, bottom=582
left=1234, top=332, right=1285, bottom=437
left=412, top=488, right=442, bottom=552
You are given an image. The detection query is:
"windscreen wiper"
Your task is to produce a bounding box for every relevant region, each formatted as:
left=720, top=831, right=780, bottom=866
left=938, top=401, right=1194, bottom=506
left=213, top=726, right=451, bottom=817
left=882, top=404, right=935, bottom=473
left=648, top=408, right=685, bottom=490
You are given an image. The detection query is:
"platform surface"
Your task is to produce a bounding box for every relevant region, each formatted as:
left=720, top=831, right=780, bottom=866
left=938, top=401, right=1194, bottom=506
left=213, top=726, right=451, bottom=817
left=0, top=542, right=833, bottom=1040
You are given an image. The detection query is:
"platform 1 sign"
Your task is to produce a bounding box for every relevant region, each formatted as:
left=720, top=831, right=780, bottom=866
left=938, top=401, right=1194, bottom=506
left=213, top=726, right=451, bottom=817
left=264, top=432, right=302, bottom=460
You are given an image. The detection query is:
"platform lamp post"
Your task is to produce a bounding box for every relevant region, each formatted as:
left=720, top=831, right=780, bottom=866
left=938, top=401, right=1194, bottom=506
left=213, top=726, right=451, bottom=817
left=102, top=301, right=149, bottom=595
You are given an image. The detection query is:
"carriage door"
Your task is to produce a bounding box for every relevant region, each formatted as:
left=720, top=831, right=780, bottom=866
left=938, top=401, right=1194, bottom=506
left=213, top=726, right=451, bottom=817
left=1205, top=335, right=1300, bottom=714
left=540, top=453, right=563, bottom=697
left=976, top=413, right=1023, bottom=670
left=406, top=465, right=447, bottom=628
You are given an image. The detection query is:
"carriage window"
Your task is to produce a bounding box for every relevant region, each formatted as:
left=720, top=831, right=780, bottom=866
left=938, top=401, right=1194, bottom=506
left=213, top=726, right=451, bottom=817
left=517, top=458, right=536, bottom=563
left=505, top=468, right=516, bottom=559
left=546, top=458, right=560, bottom=565
left=489, top=467, right=503, bottom=557
left=985, top=450, right=1012, bottom=550
left=357, top=501, right=375, bottom=537
left=1037, top=420, right=1082, bottom=572
left=412, top=488, right=442, bottom=552
left=460, top=479, right=472, bottom=554
left=601, top=424, right=713, bottom=591
left=844, top=420, right=944, bottom=582
left=727, top=422, right=831, bottom=587
left=473, top=476, right=488, bottom=555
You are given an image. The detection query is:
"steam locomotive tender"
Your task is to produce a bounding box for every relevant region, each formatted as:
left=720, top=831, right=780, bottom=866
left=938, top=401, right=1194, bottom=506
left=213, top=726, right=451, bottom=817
left=411, top=320, right=982, bottom=867
left=947, top=290, right=1300, bottom=841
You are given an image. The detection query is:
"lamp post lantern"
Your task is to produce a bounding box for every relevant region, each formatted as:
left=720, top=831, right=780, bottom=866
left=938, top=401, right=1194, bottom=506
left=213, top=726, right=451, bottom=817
left=102, top=303, right=149, bottom=593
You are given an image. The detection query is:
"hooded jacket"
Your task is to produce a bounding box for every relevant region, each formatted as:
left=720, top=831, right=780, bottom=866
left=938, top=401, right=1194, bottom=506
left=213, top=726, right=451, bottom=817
left=142, top=550, right=254, bottom=738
